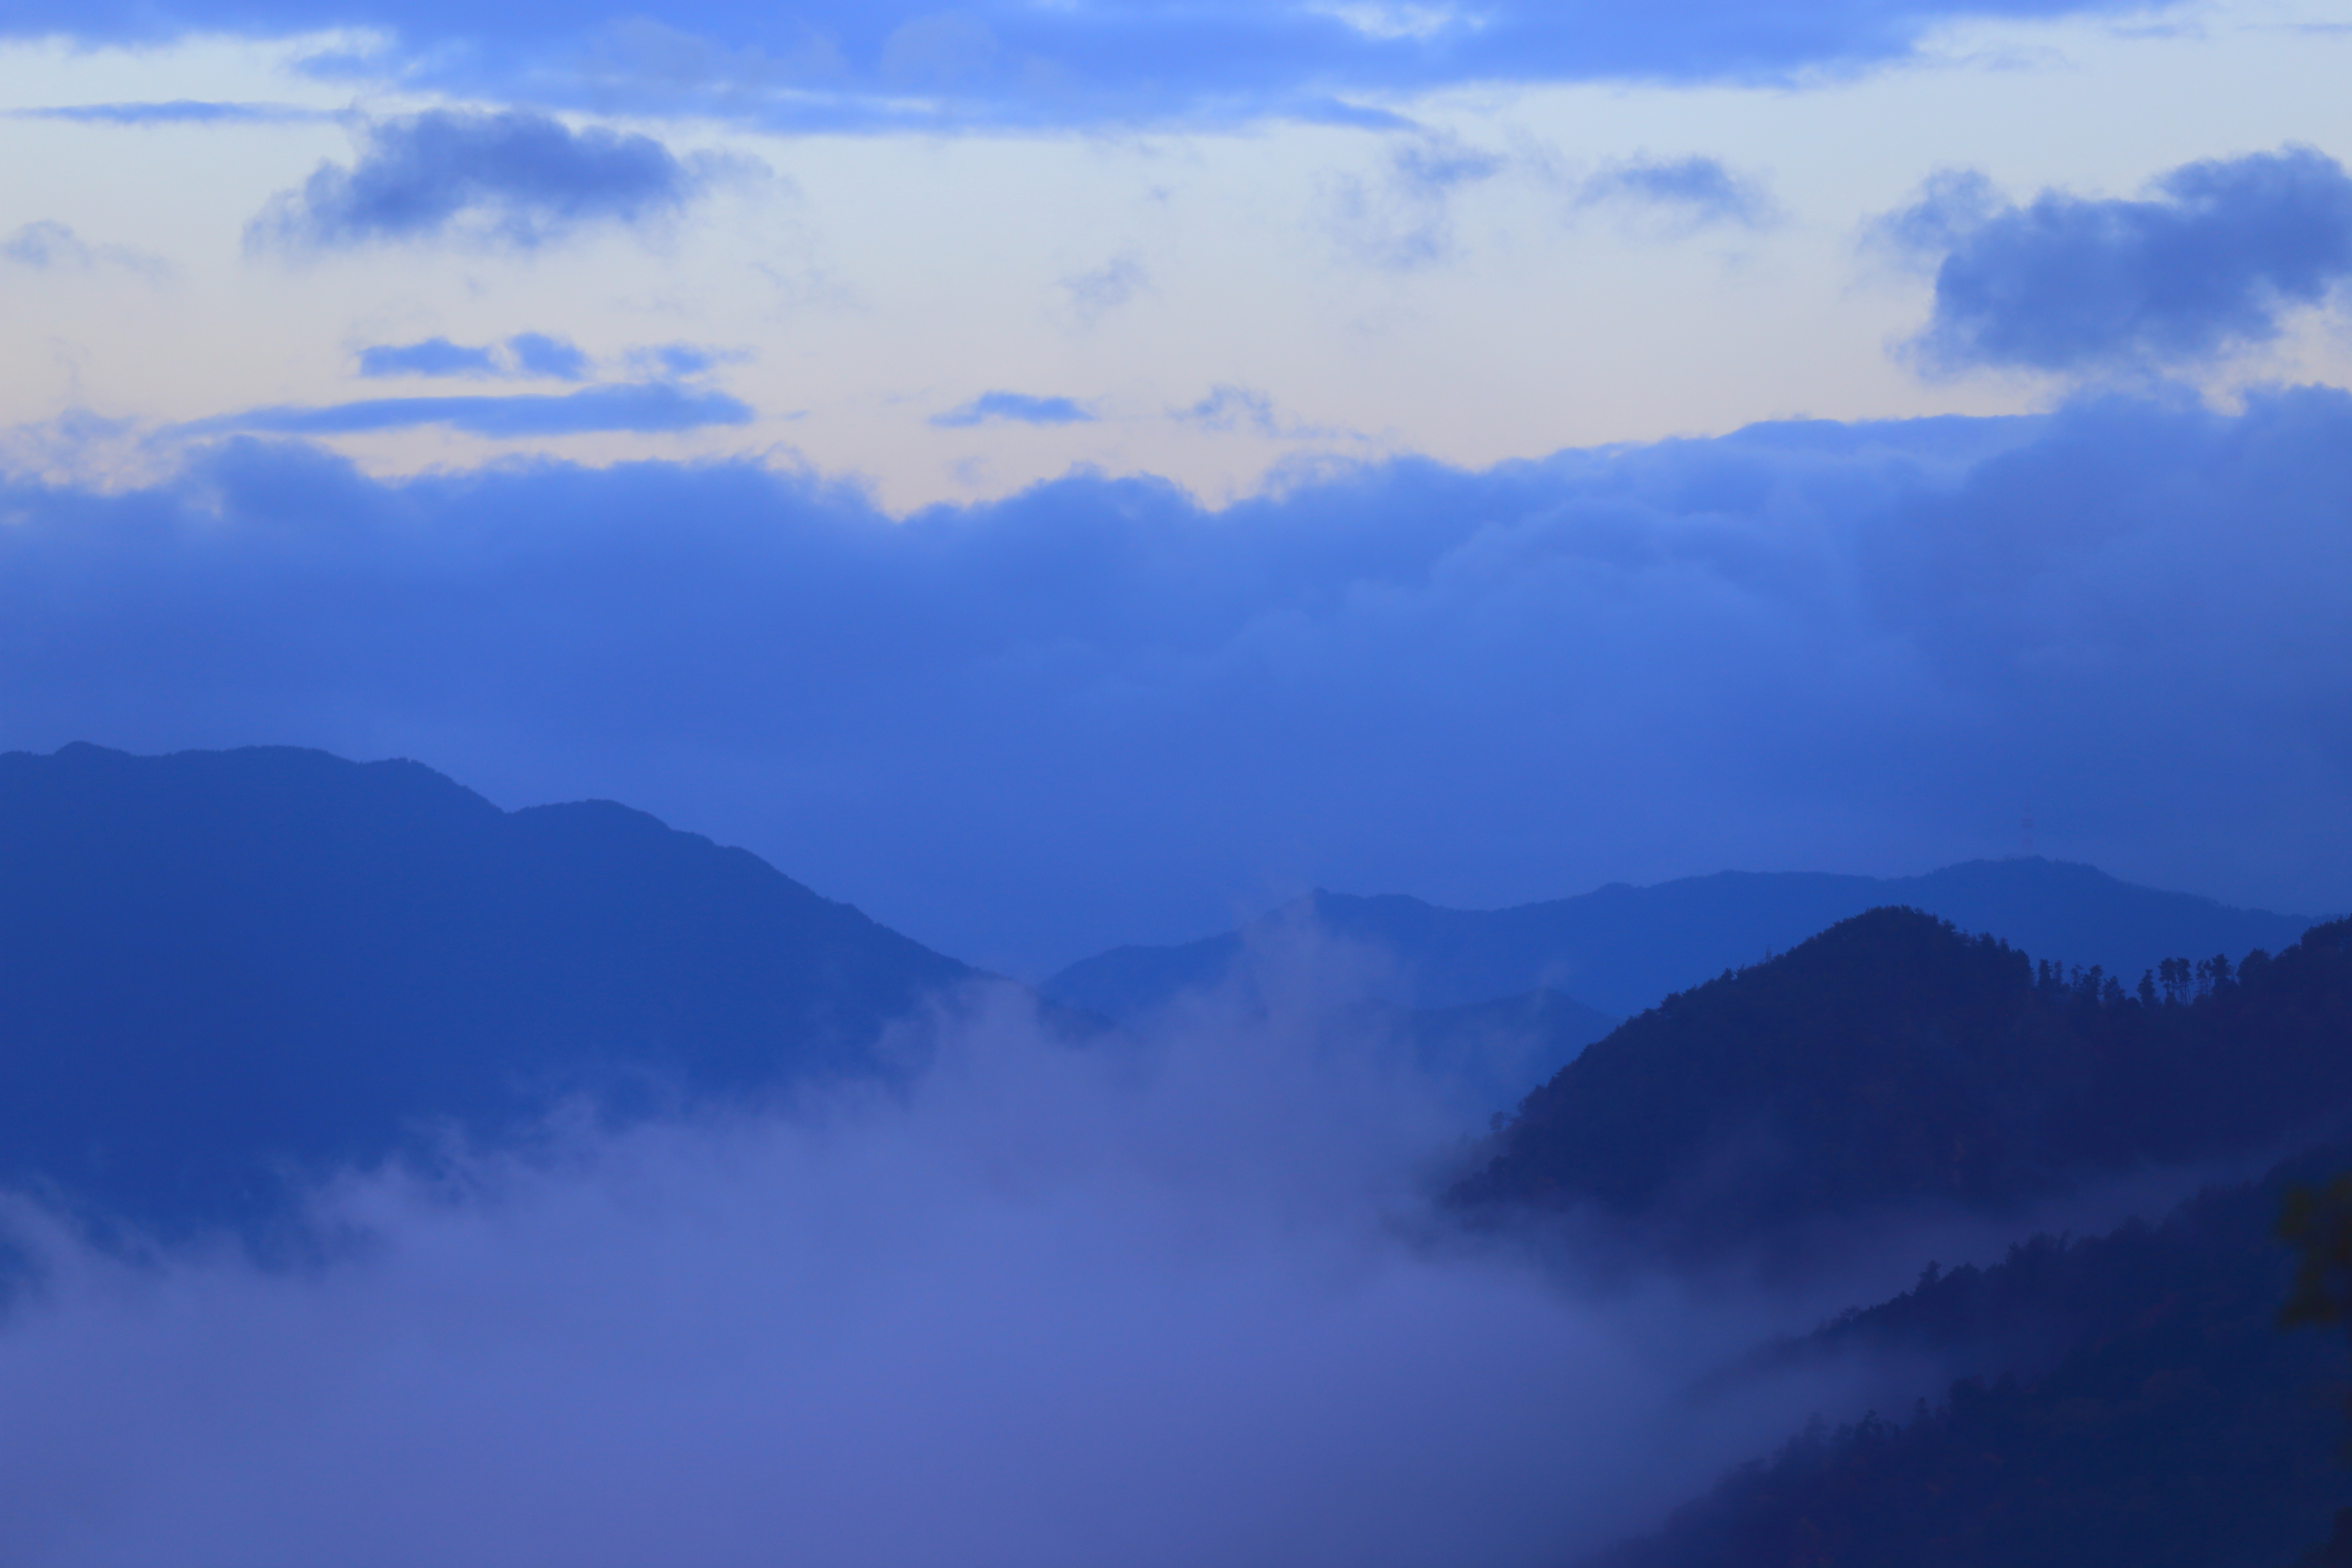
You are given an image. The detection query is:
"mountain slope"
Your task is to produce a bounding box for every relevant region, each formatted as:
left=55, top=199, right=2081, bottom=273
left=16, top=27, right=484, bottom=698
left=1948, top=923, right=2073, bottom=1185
left=0, top=743, right=981, bottom=1228
left=1042, top=861, right=2320, bottom=1022
left=1450, top=906, right=2352, bottom=1251
left=1593, top=1144, right=2352, bottom=1568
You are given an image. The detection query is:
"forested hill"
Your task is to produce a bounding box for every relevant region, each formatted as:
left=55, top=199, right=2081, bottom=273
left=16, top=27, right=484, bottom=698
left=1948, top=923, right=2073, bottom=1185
left=1594, top=1142, right=2352, bottom=1568
left=1450, top=906, right=2352, bottom=1252
left=0, top=743, right=984, bottom=1229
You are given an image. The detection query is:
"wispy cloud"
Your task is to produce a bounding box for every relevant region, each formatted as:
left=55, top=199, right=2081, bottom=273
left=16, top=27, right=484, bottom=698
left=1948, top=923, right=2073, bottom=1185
left=1, top=220, right=168, bottom=279
left=1325, top=133, right=1505, bottom=270
left=180, top=383, right=753, bottom=439
left=930, top=391, right=1094, bottom=428
left=12, top=100, right=336, bottom=126
left=248, top=110, right=714, bottom=251
left=1578, top=155, right=1778, bottom=231
left=1888, top=145, right=2352, bottom=374
left=1060, top=255, right=1149, bottom=325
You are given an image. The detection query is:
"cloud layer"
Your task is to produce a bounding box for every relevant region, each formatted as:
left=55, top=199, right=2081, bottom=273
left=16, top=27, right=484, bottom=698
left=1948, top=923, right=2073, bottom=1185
left=4, top=389, right=2350, bottom=972
left=250, top=111, right=705, bottom=250
left=0, top=0, right=2146, bottom=129
left=1900, top=146, right=2352, bottom=373
left=179, top=383, right=753, bottom=437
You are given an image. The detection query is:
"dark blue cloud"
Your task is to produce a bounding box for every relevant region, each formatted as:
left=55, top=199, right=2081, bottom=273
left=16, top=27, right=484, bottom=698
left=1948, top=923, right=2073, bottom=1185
left=4, top=389, right=2349, bottom=974
left=358, top=338, right=502, bottom=378
left=179, top=383, right=752, bottom=437
left=250, top=110, right=702, bottom=250
left=1900, top=146, right=2352, bottom=372
left=0, top=1, right=2147, bottom=131
left=930, top=392, right=1094, bottom=428
left=510, top=333, right=591, bottom=380
left=1580, top=155, right=1776, bottom=228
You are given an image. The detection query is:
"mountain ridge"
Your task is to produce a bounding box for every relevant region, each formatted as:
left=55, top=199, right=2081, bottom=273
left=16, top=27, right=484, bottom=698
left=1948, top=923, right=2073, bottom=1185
left=1043, top=860, right=2323, bottom=1023
left=0, top=741, right=992, bottom=1229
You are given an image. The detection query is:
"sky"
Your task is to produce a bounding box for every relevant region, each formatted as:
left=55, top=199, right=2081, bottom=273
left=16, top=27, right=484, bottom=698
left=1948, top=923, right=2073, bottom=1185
left=5, top=0, right=2352, bottom=972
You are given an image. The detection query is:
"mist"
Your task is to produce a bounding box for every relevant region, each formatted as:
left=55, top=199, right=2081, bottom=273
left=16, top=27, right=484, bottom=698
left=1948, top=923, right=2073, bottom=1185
left=0, top=970, right=1886, bottom=1568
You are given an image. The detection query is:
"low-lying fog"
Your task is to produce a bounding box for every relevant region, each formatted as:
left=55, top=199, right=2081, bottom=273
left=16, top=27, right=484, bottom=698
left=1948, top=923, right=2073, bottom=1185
left=0, top=948, right=2210, bottom=1568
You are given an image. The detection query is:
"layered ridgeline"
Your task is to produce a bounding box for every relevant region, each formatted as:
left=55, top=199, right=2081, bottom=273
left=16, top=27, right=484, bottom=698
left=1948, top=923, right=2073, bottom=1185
left=0, top=743, right=994, bottom=1228
left=1444, top=907, right=2352, bottom=1566
left=1042, top=866, right=2318, bottom=1025
left=1450, top=907, right=2352, bottom=1253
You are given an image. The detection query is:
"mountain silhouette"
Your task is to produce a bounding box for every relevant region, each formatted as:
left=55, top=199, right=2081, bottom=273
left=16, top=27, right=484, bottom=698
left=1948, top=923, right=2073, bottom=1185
left=0, top=743, right=986, bottom=1229
left=1451, top=906, right=2352, bottom=1253
left=1042, top=862, right=2320, bottom=1023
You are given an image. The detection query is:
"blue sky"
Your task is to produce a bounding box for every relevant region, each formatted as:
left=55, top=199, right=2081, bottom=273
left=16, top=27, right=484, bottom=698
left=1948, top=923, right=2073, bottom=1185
left=3, top=0, right=2350, bottom=969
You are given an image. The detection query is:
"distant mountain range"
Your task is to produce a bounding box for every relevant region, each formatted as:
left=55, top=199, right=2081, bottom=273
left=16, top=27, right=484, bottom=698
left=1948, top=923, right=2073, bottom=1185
left=0, top=743, right=997, bottom=1228
left=1042, top=861, right=2323, bottom=1024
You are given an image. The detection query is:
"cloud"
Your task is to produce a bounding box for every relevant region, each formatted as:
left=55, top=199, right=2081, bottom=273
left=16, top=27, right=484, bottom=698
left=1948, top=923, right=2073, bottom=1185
left=629, top=342, right=741, bottom=378
left=1325, top=133, right=1505, bottom=269
left=1060, top=255, right=1149, bottom=324
left=930, top=391, right=1095, bottom=428
left=0, top=1, right=2152, bottom=131
left=249, top=110, right=707, bottom=251
left=356, top=338, right=503, bottom=378
left=12, top=100, right=333, bottom=125
left=179, top=383, right=753, bottom=438
left=2, top=220, right=91, bottom=269
left=1182, top=385, right=1282, bottom=434
left=1895, top=146, right=2352, bottom=373
left=2, top=389, right=2351, bottom=975
left=1, top=220, right=168, bottom=279
left=0, top=982, right=1860, bottom=1568
left=1579, top=155, right=1777, bottom=230
left=355, top=334, right=600, bottom=382
left=510, top=333, right=592, bottom=380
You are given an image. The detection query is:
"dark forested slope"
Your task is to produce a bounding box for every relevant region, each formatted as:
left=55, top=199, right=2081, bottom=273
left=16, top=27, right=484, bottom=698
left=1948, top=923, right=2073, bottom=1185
left=0, top=743, right=984, bottom=1226
left=1450, top=906, right=2352, bottom=1250
left=1593, top=1146, right=2352, bottom=1568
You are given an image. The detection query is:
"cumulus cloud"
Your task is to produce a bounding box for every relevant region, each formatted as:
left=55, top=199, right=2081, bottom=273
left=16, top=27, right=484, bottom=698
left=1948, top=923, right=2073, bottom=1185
left=1578, top=155, right=1777, bottom=230
left=249, top=110, right=710, bottom=251
left=3, top=391, right=2351, bottom=973
left=179, top=383, right=753, bottom=438
left=1893, top=146, right=2352, bottom=373
left=0, top=981, right=1861, bottom=1568
left=930, top=391, right=1094, bottom=428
